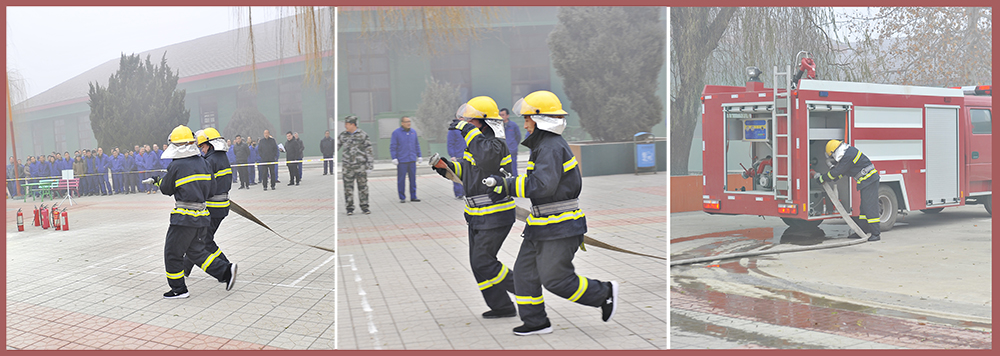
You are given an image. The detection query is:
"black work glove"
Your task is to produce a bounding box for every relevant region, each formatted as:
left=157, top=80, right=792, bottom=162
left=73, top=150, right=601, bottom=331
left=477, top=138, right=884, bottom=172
left=485, top=175, right=514, bottom=203
left=433, top=167, right=449, bottom=178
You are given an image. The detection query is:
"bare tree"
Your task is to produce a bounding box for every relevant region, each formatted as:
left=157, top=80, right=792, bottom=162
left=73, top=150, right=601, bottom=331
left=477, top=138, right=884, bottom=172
left=670, top=8, right=737, bottom=176
left=844, top=7, right=991, bottom=87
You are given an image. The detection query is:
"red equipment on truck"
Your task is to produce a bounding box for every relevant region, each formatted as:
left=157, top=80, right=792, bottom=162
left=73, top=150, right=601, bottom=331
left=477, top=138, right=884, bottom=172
left=701, top=53, right=992, bottom=231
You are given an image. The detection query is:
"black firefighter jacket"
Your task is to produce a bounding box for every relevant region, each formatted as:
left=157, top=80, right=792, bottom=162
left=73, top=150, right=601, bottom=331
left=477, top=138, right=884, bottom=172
left=511, top=130, right=586, bottom=241
left=159, top=154, right=214, bottom=228
left=441, top=122, right=515, bottom=230
left=204, top=147, right=232, bottom=218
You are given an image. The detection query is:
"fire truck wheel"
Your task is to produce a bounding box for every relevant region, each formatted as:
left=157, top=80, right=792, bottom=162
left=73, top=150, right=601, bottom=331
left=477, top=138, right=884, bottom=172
left=878, top=185, right=898, bottom=232
left=780, top=217, right=822, bottom=229
left=920, top=208, right=945, bottom=214
left=984, top=196, right=992, bottom=216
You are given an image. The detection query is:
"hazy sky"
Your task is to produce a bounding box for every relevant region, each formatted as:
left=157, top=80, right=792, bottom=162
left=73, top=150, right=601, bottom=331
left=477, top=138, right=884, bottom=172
left=6, top=6, right=289, bottom=101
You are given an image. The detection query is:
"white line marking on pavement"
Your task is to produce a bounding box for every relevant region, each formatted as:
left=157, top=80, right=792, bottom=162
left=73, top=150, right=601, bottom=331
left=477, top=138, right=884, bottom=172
left=289, top=255, right=335, bottom=287
left=108, top=268, right=335, bottom=292
left=345, top=254, right=381, bottom=350
left=43, top=243, right=161, bottom=283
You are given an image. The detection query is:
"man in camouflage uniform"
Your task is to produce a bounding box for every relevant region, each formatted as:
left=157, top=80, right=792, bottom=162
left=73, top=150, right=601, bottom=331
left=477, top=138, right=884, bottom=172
left=338, top=116, right=374, bottom=215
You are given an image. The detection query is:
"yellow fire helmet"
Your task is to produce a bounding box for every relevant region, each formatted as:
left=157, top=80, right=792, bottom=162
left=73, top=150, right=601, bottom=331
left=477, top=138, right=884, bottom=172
left=196, top=127, right=228, bottom=151
left=825, top=139, right=843, bottom=158
left=513, top=90, right=568, bottom=116
left=163, top=125, right=201, bottom=159
left=456, top=96, right=505, bottom=139
left=169, top=125, right=196, bottom=144
left=457, top=96, right=501, bottom=120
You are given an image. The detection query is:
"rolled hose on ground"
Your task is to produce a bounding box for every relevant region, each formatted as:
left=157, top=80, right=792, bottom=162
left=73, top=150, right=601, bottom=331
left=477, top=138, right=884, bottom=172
left=672, top=181, right=871, bottom=267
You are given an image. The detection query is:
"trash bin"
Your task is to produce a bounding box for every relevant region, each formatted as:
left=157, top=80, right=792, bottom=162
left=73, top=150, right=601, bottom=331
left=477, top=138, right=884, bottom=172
left=634, top=132, right=656, bottom=175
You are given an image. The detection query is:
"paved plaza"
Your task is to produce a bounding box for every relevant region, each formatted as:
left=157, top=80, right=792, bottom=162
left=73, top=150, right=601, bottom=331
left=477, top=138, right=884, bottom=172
left=7, top=159, right=335, bottom=350
left=337, top=161, right=667, bottom=350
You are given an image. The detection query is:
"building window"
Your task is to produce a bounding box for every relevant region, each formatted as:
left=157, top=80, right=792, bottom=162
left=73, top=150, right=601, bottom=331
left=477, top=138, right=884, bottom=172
left=200, top=96, right=217, bottom=129
left=346, top=38, right=391, bottom=123
left=32, top=122, right=45, bottom=156
left=53, top=118, right=66, bottom=153
left=279, top=78, right=304, bottom=134
left=78, top=115, right=93, bottom=149
left=971, top=109, right=991, bottom=135
left=509, top=29, right=552, bottom=100
left=431, top=45, right=472, bottom=101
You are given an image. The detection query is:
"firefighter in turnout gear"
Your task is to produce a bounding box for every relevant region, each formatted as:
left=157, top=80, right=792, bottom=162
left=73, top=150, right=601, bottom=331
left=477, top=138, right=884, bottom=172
left=432, top=96, right=519, bottom=319
left=486, top=90, right=618, bottom=336
left=182, top=127, right=233, bottom=277
left=155, top=125, right=237, bottom=299
left=816, top=140, right=881, bottom=242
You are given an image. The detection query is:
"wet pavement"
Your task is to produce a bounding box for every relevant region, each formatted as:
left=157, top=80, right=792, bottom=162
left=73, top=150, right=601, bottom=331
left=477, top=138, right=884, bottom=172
left=670, top=206, right=992, bottom=349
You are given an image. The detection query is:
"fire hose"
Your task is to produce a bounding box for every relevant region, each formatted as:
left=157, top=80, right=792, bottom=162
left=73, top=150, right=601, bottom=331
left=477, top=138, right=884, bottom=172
left=229, top=200, right=335, bottom=253
left=670, top=181, right=869, bottom=266
left=431, top=153, right=665, bottom=261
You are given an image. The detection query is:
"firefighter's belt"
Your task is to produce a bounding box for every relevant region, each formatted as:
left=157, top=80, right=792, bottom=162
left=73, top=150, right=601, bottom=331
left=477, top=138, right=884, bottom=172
left=855, top=164, right=876, bottom=183
left=466, top=194, right=512, bottom=208
left=531, top=199, right=580, bottom=217
left=209, top=193, right=229, bottom=202
left=175, top=201, right=207, bottom=210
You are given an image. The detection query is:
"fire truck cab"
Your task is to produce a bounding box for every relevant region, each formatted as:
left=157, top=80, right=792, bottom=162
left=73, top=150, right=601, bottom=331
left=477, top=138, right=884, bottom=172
left=701, top=65, right=992, bottom=231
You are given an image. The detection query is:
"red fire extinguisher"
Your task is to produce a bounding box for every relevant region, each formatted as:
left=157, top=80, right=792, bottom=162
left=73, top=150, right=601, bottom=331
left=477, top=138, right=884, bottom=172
left=17, top=208, right=24, bottom=232
left=33, top=205, right=40, bottom=227
left=40, top=205, right=50, bottom=229
left=61, top=209, right=69, bottom=231
left=50, top=205, right=59, bottom=229
left=54, top=208, right=62, bottom=231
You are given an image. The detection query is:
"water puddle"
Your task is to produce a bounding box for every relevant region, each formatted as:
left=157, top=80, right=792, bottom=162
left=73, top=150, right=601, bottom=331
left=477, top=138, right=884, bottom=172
left=671, top=225, right=857, bottom=263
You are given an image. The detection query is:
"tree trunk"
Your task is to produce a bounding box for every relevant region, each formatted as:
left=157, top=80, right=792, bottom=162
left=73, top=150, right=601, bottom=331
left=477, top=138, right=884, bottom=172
left=670, top=8, right=736, bottom=176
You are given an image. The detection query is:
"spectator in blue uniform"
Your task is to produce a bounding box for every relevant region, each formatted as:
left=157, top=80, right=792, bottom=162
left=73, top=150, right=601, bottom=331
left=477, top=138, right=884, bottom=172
left=390, top=116, right=422, bottom=203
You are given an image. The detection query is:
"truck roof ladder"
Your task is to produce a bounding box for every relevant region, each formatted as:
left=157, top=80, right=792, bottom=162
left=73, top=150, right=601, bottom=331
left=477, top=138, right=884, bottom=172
left=772, top=65, right=793, bottom=201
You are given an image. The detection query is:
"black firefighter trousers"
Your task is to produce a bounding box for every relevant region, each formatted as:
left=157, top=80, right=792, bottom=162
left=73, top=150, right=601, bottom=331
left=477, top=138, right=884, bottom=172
left=514, top=235, right=612, bottom=327
left=469, top=225, right=517, bottom=312
left=182, top=217, right=230, bottom=279
left=858, top=175, right=881, bottom=237
left=165, top=225, right=230, bottom=293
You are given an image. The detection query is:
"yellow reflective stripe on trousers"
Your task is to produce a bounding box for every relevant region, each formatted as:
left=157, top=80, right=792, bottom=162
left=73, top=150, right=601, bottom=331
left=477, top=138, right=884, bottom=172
left=853, top=150, right=862, bottom=164
left=563, top=157, right=578, bottom=172
left=206, top=200, right=230, bottom=208
left=463, top=151, right=477, bottom=166
left=477, top=264, right=509, bottom=290
left=567, top=275, right=589, bottom=302
left=175, top=173, right=211, bottom=187
left=526, top=209, right=585, bottom=226
left=515, top=295, right=544, bottom=305
left=172, top=208, right=210, bottom=217
left=464, top=128, right=482, bottom=146
left=526, top=161, right=535, bottom=171
left=866, top=217, right=880, bottom=223
left=515, top=176, right=527, bottom=198
left=500, top=155, right=512, bottom=166
left=856, top=169, right=877, bottom=183
left=201, top=248, right=222, bottom=270
left=465, top=200, right=516, bottom=216
left=215, top=168, right=232, bottom=177
left=166, top=271, right=185, bottom=280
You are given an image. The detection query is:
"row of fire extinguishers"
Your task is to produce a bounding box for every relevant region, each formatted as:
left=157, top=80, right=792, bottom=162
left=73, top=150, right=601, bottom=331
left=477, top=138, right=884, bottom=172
left=15, top=204, right=69, bottom=232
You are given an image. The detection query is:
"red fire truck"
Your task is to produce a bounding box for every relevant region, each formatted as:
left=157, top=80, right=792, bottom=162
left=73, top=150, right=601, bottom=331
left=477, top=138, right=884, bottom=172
left=701, top=57, right=992, bottom=231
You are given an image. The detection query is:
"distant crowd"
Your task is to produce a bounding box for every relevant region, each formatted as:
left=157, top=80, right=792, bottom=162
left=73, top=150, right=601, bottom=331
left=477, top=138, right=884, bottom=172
left=7, top=130, right=337, bottom=199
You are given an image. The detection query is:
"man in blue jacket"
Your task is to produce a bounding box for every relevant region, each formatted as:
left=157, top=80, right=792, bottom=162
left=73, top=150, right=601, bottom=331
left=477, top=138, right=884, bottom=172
left=390, top=116, right=422, bottom=203
left=247, top=137, right=258, bottom=185
left=501, top=108, right=522, bottom=174
left=96, top=148, right=111, bottom=195
left=110, top=149, right=124, bottom=194
left=145, top=144, right=160, bottom=193
left=446, top=117, right=466, bottom=199
left=85, top=150, right=99, bottom=196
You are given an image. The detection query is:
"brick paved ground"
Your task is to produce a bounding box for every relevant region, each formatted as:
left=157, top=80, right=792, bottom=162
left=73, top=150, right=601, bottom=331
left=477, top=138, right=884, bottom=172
left=7, top=158, right=335, bottom=350
left=336, top=160, right=667, bottom=350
